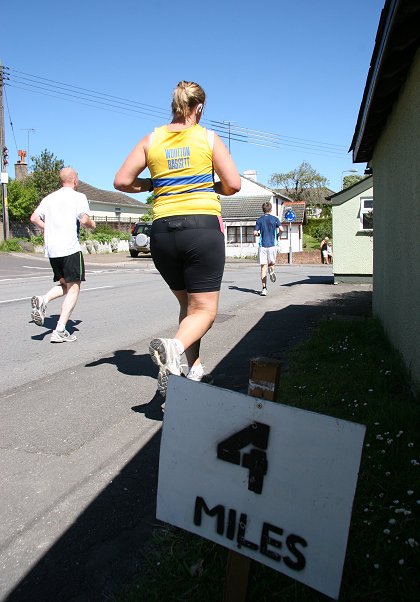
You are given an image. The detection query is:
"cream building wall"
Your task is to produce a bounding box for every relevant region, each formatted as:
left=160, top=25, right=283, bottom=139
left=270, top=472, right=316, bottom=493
left=332, top=179, right=373, bottom=282
left=371, top=48, right=420, bottom=390
left=88, top=201, right=147, bottom=220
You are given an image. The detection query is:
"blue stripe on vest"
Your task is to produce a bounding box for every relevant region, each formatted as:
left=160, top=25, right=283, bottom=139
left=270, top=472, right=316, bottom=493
left=152, top=174, right=214, bottom=188
left=154, top=186, right=216, bottom=199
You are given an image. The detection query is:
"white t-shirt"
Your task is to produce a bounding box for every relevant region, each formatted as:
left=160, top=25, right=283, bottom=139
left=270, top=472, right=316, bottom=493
left=35, top=187, right=90, bottom=258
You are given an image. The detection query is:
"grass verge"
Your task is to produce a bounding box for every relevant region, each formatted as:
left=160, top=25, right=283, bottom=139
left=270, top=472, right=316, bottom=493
left=119, top=318, right=419, bottom=602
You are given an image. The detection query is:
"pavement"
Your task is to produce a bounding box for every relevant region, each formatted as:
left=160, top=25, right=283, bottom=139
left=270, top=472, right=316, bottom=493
left=83, top=251, right=258, bottom=270
left=1, top=252, right=372, bottom=601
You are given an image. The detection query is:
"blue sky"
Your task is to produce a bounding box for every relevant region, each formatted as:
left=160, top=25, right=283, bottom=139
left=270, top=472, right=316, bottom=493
left=2, top=0, right=384, bottom=202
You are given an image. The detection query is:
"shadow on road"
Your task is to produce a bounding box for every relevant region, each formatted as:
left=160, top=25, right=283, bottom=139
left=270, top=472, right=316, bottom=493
left=281, top=274, right=333, bottom=287
left=132, top=392, right=164, bottom=422
left=5, top=288, right=371, bottom=601
left=228, top=285, right=261, bottom=295
left=30, top=316, right=82, bottom=340
left=86, top=350, right=157, bottom=378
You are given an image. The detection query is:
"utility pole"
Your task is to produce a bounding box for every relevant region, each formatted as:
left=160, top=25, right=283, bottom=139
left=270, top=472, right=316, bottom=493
left=222, top=121, right=235, bottom=154
left=0, top=61, right=10, bottom=240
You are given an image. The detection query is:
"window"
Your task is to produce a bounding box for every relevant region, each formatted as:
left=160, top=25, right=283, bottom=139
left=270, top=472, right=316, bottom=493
left=133, top=223, right=152, bottom=236
left=244, top=226, right=255, bottom=242
left=360, top=198, right=373, bottom=230
left=226, top=226, right=255, bottom=243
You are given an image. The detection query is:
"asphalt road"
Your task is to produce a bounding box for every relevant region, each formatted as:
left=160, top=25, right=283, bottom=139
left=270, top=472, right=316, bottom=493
left=0, top=252, right=371, bottom=601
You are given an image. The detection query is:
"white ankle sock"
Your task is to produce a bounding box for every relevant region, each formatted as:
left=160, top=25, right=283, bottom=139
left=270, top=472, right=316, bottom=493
left=56, top=322, right=66, bottom=332
left=173, top=338, right=184, bottom=354
left=189, top=364, right=204, bottom=377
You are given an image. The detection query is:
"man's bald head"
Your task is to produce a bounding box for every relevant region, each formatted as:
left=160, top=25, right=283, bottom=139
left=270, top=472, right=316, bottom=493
left=60, top=167, right=78, bottom=189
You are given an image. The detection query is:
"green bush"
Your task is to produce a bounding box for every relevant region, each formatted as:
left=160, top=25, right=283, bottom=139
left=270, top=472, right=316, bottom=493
left=94, top=223, right=118, bottom=236
left=304, top=217, right=332, bottom=241
left=0, top=238, right=26, bottom=252
left=30, top=234, right=44, bottom=246
left=93, top=232, right=113, bottom=244
left=80, top=223, right=130, bottom=242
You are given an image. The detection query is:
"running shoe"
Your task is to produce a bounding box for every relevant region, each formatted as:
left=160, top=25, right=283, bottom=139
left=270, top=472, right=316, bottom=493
left=51, top=329, right=77, bottom=343
left=31, top=295, right=47, bottom=326
left=261, top=287, right=267, bottom=296
left=268, top=266, right=276, bottom=282
left=149, top=338, right=182, bottom=397
left=186, top=366, right=214, bottom=384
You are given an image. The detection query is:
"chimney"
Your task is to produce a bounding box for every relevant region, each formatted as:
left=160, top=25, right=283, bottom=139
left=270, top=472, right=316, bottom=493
left=243, top=169, right=257, bottom=182
left=15, top=150, right=28, bottom=180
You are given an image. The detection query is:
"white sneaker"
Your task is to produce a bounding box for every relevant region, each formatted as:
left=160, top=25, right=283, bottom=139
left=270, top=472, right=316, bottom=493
left=261, top=287, right=267, bottom=296
left=268, top=266, right=276, bottom=282
left=51, top=329, right=77, bottom=343
left=31, top=296, right=47, bottom=326
left=186, top=366, right=214, bottom=384
left=149, top=338, right=182, bottom=397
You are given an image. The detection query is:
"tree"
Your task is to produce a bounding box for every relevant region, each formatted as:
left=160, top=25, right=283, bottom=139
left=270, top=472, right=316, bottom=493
left=30, top=149, right=64, bottom=200
left=343, top=174, right=365, bottom=189
left=6, top=149, right=65, bottom=222
left=269, top=161, right=329, bottom=202
left=6, top=179, right=38, bottom=221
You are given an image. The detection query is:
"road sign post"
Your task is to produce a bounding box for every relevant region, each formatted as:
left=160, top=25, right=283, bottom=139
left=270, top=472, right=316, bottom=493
left=284, top=209, right=296, bottom=265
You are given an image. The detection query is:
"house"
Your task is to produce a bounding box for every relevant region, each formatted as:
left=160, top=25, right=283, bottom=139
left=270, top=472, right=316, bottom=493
left=220, top=171, right=304, bottom=257
left=350, top=0, right=420, bottom=391
left=327, top=176, right=373, bottom=283
left=77, top=181, right=148, bottom=223
left=11, top=159, right=147, bottom=225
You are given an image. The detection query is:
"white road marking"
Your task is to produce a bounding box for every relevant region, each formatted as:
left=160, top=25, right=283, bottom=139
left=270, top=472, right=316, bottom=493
left=0, top=276, right=53, bottom=282
left=22, top=265, right=50, bottom=270
left=81, top=286, right=113, bottom=292
left=0, top=286, right=113, bottom=304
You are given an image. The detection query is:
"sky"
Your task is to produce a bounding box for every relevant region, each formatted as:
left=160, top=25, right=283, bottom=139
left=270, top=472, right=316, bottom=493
left=2, top=0, right=385, bottom=203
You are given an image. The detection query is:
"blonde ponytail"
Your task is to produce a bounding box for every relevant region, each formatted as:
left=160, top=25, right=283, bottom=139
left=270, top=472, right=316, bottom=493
left=171, top=81, right=206, bottom=119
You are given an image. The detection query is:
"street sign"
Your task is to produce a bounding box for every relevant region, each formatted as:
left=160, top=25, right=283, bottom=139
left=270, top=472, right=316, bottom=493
left=157, top=377, right=366, bottom=600
left=284, top=209, right=296, bottom=222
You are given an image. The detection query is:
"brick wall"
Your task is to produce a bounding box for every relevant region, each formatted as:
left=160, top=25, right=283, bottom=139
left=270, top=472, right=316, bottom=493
left=276, top=250, right=323, bottom=264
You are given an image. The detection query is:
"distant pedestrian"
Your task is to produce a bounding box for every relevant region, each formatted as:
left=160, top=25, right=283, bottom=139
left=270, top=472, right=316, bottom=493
left=254, top=202, right=283, bottom=295
left=320, top=237, right=330, bottom=264
left=30, top=167, right=96, bottom=342
left=327, top=241, right=333, bottom=264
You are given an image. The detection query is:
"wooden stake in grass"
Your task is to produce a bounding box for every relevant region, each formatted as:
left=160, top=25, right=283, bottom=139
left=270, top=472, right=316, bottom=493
left=223, top=357, right=282, bottom=602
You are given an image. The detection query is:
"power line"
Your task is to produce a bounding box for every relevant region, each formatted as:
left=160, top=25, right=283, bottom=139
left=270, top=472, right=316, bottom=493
left=4, top=66, right=349, bottom=159
left=3, top=85, right=19, bottom=155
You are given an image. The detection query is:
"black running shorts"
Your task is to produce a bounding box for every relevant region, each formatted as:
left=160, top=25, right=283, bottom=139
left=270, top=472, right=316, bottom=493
left=49, top=251, right=86, bottom=283
left=150, top=215, right=225, bottom=293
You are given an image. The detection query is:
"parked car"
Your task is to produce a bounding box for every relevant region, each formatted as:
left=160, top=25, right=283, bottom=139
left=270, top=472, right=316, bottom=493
left=129, top=222, right=152, bottom=257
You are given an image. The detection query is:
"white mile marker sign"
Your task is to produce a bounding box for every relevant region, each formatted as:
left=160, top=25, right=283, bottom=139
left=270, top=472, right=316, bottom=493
left=157, top=377, right=365, bottom=600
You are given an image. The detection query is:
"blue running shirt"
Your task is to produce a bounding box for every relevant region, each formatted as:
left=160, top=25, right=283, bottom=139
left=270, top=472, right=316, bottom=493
left=255, top=214, right=281, bottom=247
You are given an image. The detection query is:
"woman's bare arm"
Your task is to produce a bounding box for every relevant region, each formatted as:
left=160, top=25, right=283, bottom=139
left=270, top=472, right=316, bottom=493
left=114, top=134, right=152, bottom=193
left=212, top=133, right=241, bottom=196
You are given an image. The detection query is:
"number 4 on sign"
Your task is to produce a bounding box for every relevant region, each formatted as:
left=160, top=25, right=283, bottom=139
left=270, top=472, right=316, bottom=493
left=217, top=422, right=270, bottom=494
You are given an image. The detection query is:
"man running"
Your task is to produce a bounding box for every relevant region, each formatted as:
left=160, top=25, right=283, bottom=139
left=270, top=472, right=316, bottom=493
left=254, top=202, right=283, bottom=296
left=30, top=167, right=96, bottom=342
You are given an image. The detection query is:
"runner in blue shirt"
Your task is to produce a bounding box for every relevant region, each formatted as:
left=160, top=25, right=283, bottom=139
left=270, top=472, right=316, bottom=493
left=254, top=202, right=283, bottom=296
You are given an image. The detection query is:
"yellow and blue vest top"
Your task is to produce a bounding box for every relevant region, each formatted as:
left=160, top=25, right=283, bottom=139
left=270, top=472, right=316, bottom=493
left=147, top=124, right=220, bottom=220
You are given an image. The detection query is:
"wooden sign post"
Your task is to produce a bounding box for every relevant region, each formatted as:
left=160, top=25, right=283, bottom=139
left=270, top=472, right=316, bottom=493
left=223, top=357, right=282, bottom=602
